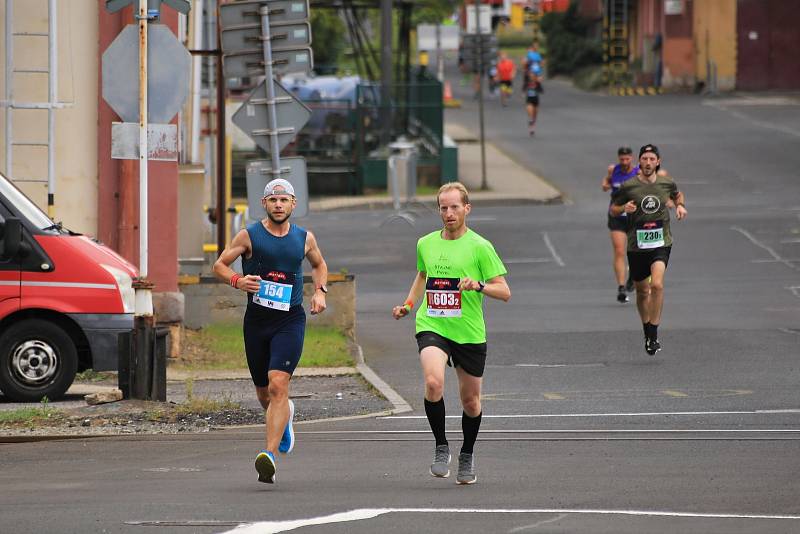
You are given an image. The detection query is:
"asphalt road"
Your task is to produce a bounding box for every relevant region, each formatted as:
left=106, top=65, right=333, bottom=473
left=2, top=76, right=800, bottom=533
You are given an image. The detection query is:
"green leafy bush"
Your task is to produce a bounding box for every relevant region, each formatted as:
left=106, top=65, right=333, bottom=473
left=540, top=2, right=601, bottom=77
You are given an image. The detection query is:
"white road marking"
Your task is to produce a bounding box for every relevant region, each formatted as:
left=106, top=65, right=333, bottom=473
left=512, top=363, right=606, bottom=368
left=542, top=232, right=565, bottom=267
left=381, top=408, right=800, bottom=420
left=300, top=429, right=800, bottom=435
left=504, top=258, right=554, bottom=264
left=731, top=226, right=798, bottom=271
left=508, top=513, right=568, bottom=532
left=222, top=507, right=800, bottom=533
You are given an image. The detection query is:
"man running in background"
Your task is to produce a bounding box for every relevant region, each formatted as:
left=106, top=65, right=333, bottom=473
left=602, top=146, right=638, bottom=302
left=610, top=145, right=687, bottom=355
left=392, top=182, right=510, bottom=485
left=524, top=66, right=544, bottom=136
left=495, top=51, right=516, bottom=106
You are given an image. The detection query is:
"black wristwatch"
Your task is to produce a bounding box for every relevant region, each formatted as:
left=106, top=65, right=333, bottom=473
left=477, top=281, right=485, bottom=292
left=316, top=285, right=328, bottom=294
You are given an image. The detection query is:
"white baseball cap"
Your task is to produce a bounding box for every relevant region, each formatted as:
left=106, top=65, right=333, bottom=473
left=263, top=178, right=295, bottom=198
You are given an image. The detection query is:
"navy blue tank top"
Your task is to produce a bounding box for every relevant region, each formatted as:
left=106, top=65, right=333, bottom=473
left=242, top=222, right=307, bottom=309
left=610, top=164, right=638, bottom=192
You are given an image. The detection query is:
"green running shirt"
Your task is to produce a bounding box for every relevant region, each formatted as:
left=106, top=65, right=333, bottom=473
left=415, top=228, right=507, bottom=344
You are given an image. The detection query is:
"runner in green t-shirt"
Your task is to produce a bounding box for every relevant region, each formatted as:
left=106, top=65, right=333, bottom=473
left=610, top=144, right=687, bottom=356
left=392, top=182, right=510, bottom=485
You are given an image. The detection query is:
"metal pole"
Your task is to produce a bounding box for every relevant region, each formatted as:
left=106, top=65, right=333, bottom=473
left=47, top=0, right=57, bottom=217
left=215, top=1, right=226, bottom=255
left=436, top=24, right=444, bottom=82
left=190, top=0, right=203, bottom=163
left=380, top=0, right=392, bottom=144
left=259, top=5, right=281, bottom=176
left=5, top=0, right=13, bottom=177
left=476, top=2, right=488, bottom=191
left=135, top=0, right=153, bottom=317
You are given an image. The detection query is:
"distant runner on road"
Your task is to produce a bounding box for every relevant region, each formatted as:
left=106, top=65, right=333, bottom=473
left=610, top=145, right=687, bottom=355
left=602, top=146, right=638, bottom=303
left=392, top=182, right=510, bottom=485
left=213, top=178, right=328, bottom=484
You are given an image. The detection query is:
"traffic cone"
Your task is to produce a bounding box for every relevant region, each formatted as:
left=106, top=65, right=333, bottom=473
left=443, top=80, right=461, bottom=108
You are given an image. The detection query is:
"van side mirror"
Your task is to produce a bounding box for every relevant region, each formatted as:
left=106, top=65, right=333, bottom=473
left=0, top=217, right=22, bottom=260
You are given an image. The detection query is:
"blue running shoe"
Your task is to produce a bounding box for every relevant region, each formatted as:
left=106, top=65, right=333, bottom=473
left=255, top=450, right=276, bottom=483
left=278, top=399, right=295, bottom=454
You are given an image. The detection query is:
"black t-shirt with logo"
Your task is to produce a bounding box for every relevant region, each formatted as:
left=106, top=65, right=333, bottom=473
left=612, top=174, right=680, bottom=251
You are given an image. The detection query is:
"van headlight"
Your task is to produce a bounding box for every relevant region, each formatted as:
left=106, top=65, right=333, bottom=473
left=101, top=264, right=135, bottom=313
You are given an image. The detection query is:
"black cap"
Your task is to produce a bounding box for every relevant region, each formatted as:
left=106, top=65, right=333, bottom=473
left=618, top=146, right=633, bottom=156
left=639, top=144, right=660, bottom=158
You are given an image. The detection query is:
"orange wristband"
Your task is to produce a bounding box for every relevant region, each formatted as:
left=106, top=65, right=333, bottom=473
left=404, top=299, right=414, bottom=311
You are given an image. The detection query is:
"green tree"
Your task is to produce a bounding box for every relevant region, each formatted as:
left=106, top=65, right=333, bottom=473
left=540, top=1, right=601, bottom=76
left=311, top=11, right=346, bottom=74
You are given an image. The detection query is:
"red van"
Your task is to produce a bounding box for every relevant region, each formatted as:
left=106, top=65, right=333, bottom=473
left=0, top=172, right=136, bottom=402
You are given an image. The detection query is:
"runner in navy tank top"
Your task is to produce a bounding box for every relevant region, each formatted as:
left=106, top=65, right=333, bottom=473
left=602, top=147, right=638, bottom=303
left=213, top=178, right=328, bottom=484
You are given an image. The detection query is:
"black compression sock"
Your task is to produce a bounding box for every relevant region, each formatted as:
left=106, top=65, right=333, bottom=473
left=643, top=322, right=650, bottom=337
left=651, top=323, right=659, bottom=339
left=424, top=397, right=448, bottom=446
left=460, top=411, right=482, bottom=455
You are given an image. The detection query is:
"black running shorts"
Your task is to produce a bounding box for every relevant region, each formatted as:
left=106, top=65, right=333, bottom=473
left=526, top=95, right=540, bottom=106
left=415, top=331, right=487, bottom=378
left=607, top=213, right=628, bottom=232
left=243, top=305, right=306, bottom=386
left=627, top=246, right=672, bottom=282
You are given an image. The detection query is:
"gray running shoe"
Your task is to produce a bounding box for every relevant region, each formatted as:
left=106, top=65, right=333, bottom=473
left=456, top=452, right=477, bottom=485
left=430, top=444, right=451, bottom=478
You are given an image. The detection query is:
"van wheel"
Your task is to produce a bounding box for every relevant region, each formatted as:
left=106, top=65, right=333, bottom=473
left=0, top=319, right=78, bottom=402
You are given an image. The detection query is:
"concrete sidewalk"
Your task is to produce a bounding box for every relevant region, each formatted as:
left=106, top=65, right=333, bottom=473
left=308, top=121, right=562, bottom=212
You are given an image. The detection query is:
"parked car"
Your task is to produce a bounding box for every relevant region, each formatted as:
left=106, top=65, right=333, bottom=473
left=0, top=172, right=136, bottom=402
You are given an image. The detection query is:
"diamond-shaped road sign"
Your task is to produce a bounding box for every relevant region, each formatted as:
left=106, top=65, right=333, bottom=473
left=102, top=24, right=191, bottom=123
left=232, top=78, right=311, bottom=155
left=246, top=157, right=308, bottom=219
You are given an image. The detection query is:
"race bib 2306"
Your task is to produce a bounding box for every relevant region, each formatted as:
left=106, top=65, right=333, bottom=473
left=636, top=221, right=665, bottom=249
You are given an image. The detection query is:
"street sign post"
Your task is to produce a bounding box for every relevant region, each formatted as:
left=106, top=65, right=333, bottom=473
left=232, top=78, right=311, bottom=155
left=221, top=47, right=313, bottom=79
left=219, top=0, right=314, bottom=219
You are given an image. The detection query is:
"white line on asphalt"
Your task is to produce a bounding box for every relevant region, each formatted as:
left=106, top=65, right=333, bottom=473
left=512, top=363, right=606, bottom=368
left=542, top=232, right=565, bottom=267
left=221, top=507, right=800, bottom=533
left=504, top=258, right=554, bottom=264
left=731, top=226, right=799, bottom=271
left=299, top=429, right=800, bottom=434
left=381, top=408, right=800, bottom=419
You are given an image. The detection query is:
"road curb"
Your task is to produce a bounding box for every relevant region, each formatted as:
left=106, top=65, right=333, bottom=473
left=356, top=362, right=413, bottom=415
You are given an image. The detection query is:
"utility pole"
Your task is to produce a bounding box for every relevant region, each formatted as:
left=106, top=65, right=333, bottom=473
left=134, top=0, right=153, bottom=317
left=475, top=1, right=488, bottom=191
left=380, top=0, right=393, bottom=144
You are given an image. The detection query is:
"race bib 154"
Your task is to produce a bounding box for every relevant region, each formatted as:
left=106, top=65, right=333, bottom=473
left=252, top=270, right=294, bottom=311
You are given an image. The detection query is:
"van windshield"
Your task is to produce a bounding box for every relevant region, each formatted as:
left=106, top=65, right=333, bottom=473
left=0, top=173, right=59, bottom=233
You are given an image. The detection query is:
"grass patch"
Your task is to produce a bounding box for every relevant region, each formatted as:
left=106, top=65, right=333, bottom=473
left=174, top=323, right=353, bottom=371
left=75, top=369, right=116, bottom=382
left=0, top=398, right=62, bottom=426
